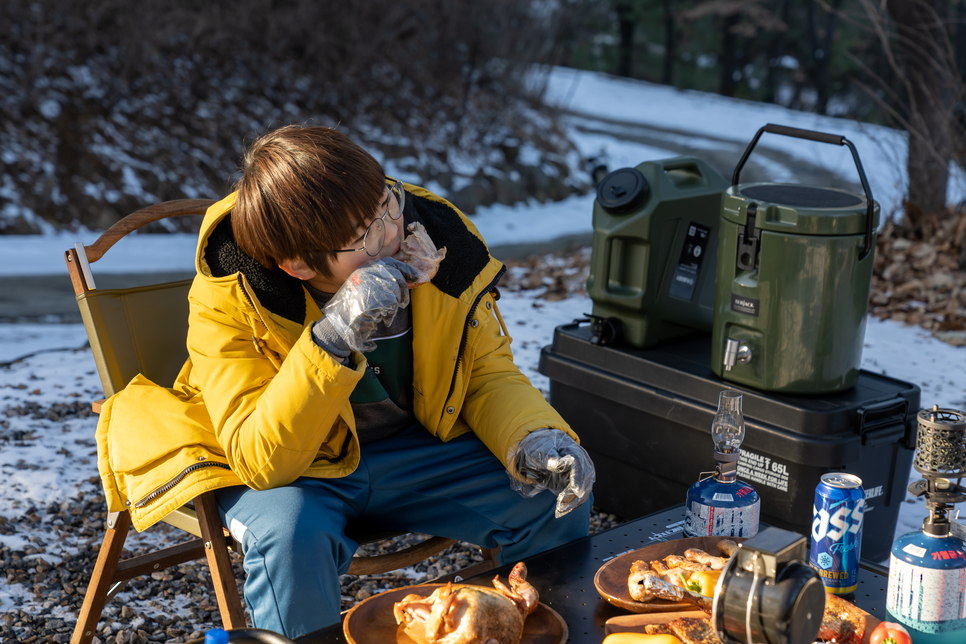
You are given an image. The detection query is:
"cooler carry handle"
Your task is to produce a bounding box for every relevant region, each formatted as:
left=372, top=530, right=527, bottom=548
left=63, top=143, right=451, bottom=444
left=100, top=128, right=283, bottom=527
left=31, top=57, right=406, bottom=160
left=857, top=398, right=909, bottom=446
left=732, top=123, right=876, bottom=260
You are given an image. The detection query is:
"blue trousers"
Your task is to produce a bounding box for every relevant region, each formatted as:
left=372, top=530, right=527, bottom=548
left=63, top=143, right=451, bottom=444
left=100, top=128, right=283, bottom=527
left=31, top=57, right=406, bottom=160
left=214, top=424, right=591, bottom=638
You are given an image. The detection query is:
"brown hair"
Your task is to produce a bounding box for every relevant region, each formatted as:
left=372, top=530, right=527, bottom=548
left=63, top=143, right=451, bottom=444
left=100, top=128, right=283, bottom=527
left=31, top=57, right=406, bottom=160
left=231, top=125, right=386, bottom=279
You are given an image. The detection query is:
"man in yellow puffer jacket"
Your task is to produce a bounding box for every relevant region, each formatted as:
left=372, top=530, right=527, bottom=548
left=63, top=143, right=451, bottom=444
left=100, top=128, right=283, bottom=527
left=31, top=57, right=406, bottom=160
left=96, top=125, right=595, bottom=637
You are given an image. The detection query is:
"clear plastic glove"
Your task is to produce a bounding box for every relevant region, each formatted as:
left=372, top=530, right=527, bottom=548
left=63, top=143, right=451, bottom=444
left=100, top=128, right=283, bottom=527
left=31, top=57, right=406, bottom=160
left=506, top=429, right=596, bottom=518
left=316, top=258, right=420, bottom=354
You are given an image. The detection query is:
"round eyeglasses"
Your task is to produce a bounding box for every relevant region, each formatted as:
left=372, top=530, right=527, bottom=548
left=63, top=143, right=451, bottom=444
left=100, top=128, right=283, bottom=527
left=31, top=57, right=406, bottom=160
left=332, top=181, right=405, bottom=257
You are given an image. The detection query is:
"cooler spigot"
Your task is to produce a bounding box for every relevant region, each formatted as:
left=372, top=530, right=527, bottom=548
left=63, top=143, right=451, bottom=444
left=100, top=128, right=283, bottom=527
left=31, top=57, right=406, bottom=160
left=724, top=339, right=752, bottom=371
left=724, top=338, right=739, bottom=371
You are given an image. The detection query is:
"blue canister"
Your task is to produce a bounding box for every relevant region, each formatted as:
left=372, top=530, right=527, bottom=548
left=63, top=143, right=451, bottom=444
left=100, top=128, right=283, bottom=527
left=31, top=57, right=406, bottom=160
left=809, top=472, right=865, bottom=594
left=887, top=529, right=966, bottom=643
left=684, top=475, right=760, bottom=538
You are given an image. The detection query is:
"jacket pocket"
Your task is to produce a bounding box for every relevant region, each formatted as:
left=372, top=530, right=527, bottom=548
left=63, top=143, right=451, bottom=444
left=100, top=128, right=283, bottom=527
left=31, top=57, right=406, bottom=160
left=101, top=375, right=226, bottom=509
left=107, top=375, right=221, bottom=474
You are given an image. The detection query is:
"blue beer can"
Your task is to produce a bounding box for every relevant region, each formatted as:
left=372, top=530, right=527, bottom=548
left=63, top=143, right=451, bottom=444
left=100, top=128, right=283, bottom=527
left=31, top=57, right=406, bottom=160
left=810, top=472, right=865, bottom=594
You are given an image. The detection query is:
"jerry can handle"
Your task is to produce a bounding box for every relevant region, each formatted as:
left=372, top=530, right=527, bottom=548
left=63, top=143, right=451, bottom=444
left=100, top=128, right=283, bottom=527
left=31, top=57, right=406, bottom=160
left=732, top=123, right=876, bottom=260
left=660, top=158, right=708, bottom=188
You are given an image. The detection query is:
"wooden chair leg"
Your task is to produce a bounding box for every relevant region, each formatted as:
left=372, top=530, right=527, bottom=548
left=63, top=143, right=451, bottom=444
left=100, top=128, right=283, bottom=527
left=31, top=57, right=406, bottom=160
left=71, top=511, right=132, bottom=644
left=195, top=491, right=247, bottom=629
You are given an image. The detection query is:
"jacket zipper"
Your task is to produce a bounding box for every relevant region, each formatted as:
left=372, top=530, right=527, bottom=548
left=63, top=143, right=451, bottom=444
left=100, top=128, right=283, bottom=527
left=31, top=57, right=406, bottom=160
left=444, top=265, right=507, bottom=408
left=132, top=275, right=265, bottom=510
left=238, top=274, right=269, bottom=331
left=239, top=273, right=349, bottom=465
left=134, top=461, right=232, bottom=508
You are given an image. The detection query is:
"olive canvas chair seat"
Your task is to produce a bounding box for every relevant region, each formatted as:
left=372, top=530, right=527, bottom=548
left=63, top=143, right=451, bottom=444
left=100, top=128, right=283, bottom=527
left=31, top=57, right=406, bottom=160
left=67, top=199, right=499, bottom=644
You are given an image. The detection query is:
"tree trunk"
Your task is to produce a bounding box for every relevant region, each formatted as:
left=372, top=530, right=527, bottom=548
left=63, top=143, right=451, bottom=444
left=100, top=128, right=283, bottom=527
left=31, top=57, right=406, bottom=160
left=617, top=0, right=636, bottom=77
left=663, top=0, right=675, bottom=85
left=765, top=0, right=790, bottom=104
left=815, top=0, right=844, bottom=114
left=887, top=0, right=956, bottom=217
left=956, top=0, right=966, bottom=81
left=720, top=12, right=740, bottom=96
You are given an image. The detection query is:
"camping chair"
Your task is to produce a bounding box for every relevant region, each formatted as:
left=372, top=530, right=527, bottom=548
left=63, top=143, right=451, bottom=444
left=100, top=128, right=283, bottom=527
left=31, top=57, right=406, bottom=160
left=66, top=199, right=500, bottom=644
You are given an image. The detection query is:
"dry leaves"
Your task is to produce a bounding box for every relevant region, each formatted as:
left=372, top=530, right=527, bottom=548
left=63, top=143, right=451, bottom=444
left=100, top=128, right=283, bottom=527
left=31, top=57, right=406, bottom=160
left=498, top=212, right=966, bottom=347
left=497, top=246, right=592, bottom=301
left=871, top=209, right=966, bottom=346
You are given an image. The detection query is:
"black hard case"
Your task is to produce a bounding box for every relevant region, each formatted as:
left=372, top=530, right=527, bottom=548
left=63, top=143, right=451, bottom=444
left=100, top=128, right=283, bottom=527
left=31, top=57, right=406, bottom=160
left=538, top=322, right=920, bottom=562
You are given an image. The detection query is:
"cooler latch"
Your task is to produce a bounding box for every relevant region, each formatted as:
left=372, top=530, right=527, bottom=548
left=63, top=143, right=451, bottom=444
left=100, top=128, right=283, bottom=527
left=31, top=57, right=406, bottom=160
left=736, top=203, right=760, bottom=271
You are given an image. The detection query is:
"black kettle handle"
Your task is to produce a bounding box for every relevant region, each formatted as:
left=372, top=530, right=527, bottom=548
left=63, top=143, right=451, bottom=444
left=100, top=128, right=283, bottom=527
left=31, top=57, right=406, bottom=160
left=732, top=123, right=876, bottom=260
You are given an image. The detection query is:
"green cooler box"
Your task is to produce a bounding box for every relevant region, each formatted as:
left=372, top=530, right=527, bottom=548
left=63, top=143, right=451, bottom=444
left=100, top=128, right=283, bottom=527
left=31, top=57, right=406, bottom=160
left=538, top=322, right=919, bottom=562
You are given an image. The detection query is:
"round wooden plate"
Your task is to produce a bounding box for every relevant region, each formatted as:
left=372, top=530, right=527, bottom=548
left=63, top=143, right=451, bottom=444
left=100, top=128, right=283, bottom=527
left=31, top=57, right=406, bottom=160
left=594, top=536, right=745, bottom=614
left=343, top=583, right=569, bottom=644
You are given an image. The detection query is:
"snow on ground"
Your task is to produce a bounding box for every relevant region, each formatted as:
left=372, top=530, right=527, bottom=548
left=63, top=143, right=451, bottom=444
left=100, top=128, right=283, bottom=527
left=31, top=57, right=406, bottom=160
left=1, top=66, right=964, bottom=619
left=544, top=67, right=966, bottom=219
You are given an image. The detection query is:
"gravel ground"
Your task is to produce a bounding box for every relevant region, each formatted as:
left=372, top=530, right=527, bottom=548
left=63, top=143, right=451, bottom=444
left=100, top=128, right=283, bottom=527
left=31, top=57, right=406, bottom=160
left=0, top=254, right=624, bottom=644
left=0, top=474, right=623, bottom=643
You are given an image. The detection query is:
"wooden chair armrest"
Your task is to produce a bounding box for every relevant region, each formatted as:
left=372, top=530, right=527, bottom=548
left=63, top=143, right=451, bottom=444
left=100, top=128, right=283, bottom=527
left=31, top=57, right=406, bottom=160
left=92, top=399, right=105, bottom=414
left=82, top=199, right=214, bottom=263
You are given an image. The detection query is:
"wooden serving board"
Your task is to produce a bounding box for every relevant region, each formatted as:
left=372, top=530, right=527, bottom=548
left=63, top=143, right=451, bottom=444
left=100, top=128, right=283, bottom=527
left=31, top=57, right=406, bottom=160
left=606, top=592, right=884, bottom=644
left=594, top=536, right=744, bottom=614
left=604, top=611, right=712, bottom=635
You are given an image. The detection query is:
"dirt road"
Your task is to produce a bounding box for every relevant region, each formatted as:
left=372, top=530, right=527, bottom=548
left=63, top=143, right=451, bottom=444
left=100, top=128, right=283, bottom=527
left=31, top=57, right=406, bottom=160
left=0, top=114, right=859, bottom=323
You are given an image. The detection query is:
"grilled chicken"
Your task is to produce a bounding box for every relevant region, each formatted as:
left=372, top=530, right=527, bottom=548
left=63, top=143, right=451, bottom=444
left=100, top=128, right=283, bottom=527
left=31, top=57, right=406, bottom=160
left=628, top=561, right=660, bottom=602
left=629, top=540, right=736, bottom=605
left=649, top=559, right=688, bottom=588
left=627, top=564, right=713, bottom=611
left=393, top=562, right=536, bottom=644
left=683, top=548, right=729, bottom=570
left=817, top=591, right=874, bottom=644
left=664, top=555, right=713, bottom=574
left=393, top=221, right=447, bottom=286
left=668, top=617, right=724, bottom=644
left=716, top=540, right=738, bottom=558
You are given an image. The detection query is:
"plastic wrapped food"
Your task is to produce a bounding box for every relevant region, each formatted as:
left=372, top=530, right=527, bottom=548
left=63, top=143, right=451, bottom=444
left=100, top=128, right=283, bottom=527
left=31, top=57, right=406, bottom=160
left=393, top=222, right=447, bottom=286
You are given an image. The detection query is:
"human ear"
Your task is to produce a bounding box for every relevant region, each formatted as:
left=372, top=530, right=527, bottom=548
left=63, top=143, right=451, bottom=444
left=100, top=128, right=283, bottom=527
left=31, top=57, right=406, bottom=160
left=277, top=258, right=317, bottom=281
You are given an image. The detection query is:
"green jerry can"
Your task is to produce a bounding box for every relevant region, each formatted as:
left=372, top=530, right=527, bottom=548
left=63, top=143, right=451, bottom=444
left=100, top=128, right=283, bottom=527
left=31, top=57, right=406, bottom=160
left=711, top=124, right=880, bottom=394
left=587, top=157, right=730, bottom=348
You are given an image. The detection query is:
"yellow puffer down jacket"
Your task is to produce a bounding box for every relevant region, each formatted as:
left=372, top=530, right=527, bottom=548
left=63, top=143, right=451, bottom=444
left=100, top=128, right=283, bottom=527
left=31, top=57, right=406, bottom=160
left=96, top=183, right=578, bottom=532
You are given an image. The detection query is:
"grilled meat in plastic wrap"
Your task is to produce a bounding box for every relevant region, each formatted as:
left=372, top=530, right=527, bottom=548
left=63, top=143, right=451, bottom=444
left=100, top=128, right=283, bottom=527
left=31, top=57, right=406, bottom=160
left=393, top=221, right=447, bottom=286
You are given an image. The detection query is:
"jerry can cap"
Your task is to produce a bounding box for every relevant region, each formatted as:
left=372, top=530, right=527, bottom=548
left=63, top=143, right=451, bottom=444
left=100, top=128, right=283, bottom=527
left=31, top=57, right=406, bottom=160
left=597, top=167, right=649, bottom=214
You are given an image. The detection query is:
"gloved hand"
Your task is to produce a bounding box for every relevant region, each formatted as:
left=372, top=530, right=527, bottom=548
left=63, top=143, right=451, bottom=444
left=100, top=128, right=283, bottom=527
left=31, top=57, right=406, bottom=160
left=312, top=257, right=420, bottom=357
left=506, top=429, right=596, bottom=518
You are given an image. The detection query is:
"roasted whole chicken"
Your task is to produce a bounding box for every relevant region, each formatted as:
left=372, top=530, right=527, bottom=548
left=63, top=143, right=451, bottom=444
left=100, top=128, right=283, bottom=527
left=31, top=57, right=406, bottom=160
left=393, top=562, right=538, bottom=644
